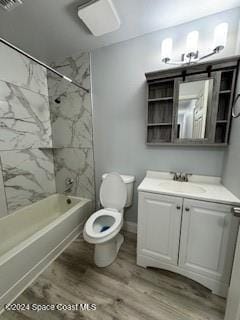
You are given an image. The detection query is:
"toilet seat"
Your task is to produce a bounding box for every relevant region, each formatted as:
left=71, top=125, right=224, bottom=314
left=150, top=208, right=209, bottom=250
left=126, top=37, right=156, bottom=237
left=83, top=209, right=123, bottom=244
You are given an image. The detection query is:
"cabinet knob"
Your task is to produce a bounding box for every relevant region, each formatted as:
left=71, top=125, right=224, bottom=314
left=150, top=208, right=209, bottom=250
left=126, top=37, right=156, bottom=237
left=185, top=207, right=190, bottom=212
left=176, top=205, right=181, bottom=210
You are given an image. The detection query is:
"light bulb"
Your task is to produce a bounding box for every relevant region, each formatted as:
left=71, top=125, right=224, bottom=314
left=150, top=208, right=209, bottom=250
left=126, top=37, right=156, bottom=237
left=186, top=31, right=199, bottom=54
left=213, top=23, right=228, bottom=51
left=161, top=38, right=173, bottom=61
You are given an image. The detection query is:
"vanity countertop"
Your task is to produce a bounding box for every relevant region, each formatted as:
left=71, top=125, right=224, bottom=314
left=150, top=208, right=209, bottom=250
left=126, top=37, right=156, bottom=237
left=138, top=171, right=240, bottom=206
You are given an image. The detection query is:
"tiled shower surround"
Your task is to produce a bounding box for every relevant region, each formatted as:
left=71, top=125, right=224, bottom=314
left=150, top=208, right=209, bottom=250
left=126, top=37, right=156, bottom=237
left=48, top=52, right=95, bottom=202
left=0, top=43, right=95, bottom=215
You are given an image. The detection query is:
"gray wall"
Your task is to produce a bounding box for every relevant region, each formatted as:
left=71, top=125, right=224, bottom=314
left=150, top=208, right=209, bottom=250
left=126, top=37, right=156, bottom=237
left=222, top=20, right=240, bottom=197
left=223, top=114, right=240, bottom=198
left=222, top=69, right=240, bottom=197
left=92, top=8, right=240, bottom=223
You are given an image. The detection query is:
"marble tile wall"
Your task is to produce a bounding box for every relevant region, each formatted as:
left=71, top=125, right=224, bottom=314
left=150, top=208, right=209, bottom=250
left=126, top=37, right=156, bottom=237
left=0, top=43, right=95, bottom=215
left=48, top=52, right=95, bottom=204
left=0, top=159, right=7, bottom=218
left=0, top=43, right=48, bottom=96
left=0, top=43, right=56, bottom=215
left=47, top=52, right=90, bottom=98
left=49, top=90, right=92, bottom=149
left=1, top=149, right=55, bottom=213
left=0, top=81, right=52, bottom=150
left=53, top=148, right=95, bottom=200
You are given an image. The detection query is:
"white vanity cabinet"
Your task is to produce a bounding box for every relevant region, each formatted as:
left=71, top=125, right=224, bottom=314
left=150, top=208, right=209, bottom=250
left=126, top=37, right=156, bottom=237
left=137, top=192, right=239, bottom=297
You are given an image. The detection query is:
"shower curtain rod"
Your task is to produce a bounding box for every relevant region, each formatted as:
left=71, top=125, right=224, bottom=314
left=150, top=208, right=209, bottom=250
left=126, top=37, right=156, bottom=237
left=0, top=37, right=89, bottom=93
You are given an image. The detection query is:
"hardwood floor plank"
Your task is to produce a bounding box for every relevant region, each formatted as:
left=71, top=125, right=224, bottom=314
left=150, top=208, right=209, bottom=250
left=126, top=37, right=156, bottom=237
left=0, top=232, right=225, bottom=320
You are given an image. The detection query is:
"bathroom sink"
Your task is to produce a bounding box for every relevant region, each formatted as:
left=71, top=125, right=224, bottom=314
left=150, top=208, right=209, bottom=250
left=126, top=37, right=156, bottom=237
left=158, top=181, right=206, bottom=194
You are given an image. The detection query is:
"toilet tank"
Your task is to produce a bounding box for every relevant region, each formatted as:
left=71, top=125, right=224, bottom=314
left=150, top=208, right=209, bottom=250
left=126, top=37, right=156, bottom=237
left=102, top=173, right=135, bottom=207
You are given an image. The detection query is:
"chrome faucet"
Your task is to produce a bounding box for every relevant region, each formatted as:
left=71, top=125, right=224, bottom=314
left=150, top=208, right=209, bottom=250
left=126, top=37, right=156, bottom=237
left=181, top=173, right=192, bottom=182
left=170, top=172, right=192, bottom=182
left=64, top=178, right=74, bottom=194
left=170, top=171, right=182, bottom=181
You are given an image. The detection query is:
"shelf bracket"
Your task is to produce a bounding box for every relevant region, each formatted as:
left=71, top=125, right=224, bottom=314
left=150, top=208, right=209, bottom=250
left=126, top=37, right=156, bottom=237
left=182, top=70, right=187, bottom=82
left=207, top=65, right=212, bottom=78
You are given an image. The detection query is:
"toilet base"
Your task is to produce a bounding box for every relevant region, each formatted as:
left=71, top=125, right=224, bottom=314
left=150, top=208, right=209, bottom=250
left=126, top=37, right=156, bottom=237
left=94, top=233, right=124, bottom=267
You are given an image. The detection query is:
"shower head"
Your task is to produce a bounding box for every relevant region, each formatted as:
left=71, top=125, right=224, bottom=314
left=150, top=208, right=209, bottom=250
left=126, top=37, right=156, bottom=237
left=54, top=93, right=67, bottom=104
left=0, top=0, right=24, bottom=11
left=54, top=97, right=61, bottom=104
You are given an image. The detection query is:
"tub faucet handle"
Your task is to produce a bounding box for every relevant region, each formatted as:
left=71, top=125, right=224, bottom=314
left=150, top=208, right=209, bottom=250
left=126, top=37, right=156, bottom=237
left=64, top=178, right=74, bottom=194
left=65, top=178, right=74, bottom=186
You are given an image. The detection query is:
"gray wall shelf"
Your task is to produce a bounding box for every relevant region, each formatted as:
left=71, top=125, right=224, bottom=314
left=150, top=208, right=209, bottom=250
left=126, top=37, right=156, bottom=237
left=145, top=56, right=240, bottom=146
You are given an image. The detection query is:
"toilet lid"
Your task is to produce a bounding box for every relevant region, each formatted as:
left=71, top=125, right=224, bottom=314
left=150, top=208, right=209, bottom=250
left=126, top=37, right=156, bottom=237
left=100, top=172, right=127, bottom=211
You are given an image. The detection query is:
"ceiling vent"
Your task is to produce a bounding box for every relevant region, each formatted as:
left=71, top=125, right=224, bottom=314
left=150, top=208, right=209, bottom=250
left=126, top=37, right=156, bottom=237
left=0, top=0, right=24, bottom=11
left=78, top=0, right=121, bottom=37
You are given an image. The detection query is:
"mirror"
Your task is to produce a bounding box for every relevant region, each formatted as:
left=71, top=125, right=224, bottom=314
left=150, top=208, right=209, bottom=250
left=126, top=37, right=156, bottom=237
left=177, top=79, right=213, bottom=140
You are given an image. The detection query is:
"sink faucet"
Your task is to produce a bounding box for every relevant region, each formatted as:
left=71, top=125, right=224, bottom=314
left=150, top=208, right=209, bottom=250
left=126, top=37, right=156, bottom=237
left=170, top=172, right=192, bottom=182
left=181, top=173, right=192, bottom=182
left=64, top=178, right=74, bottom=194
left=170, top=171, right=182, bottom=181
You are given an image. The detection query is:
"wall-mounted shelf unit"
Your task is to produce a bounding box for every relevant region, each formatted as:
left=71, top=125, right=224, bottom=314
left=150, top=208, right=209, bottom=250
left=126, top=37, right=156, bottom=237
left=147, top=80, right=174, bottom=143
left=145, top=56, right=240, bottom=147
left=215, top=70, right=235, bottom=143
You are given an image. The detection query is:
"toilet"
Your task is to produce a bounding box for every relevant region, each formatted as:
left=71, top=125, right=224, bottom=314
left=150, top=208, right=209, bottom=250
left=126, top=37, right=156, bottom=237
left=83, top=172, right=135, bottom=267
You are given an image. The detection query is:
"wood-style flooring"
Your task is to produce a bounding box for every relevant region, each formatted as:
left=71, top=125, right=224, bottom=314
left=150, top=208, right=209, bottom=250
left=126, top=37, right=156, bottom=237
left=0, top=232, right=226, bottom=320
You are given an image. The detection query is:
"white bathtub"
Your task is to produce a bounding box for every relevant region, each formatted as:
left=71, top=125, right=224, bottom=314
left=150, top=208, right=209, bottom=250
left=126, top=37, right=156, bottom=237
left=0, top=194, right=92, bottom=313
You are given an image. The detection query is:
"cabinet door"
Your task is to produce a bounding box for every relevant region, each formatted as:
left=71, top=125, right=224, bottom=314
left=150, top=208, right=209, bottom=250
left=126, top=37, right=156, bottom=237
left=138, top=192, right=183, bottom=265
left=179, top=199, right=239, bottom=284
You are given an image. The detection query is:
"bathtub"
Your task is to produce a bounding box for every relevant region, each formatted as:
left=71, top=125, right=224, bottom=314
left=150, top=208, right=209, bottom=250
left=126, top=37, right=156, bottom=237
left=0, top=194, right=92, bottom=313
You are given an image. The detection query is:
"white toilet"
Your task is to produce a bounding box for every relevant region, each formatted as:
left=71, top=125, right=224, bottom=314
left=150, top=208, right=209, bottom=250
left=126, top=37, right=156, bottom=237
left=83, top=172, right=135, bottom=267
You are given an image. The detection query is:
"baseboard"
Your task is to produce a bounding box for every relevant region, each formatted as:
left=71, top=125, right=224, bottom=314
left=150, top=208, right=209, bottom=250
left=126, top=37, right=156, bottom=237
left=123, top=221, right=137, bottom=234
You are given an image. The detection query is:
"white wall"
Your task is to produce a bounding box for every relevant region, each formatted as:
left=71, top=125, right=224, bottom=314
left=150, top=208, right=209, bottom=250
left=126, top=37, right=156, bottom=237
left=92, top=8, right=240, bottom=222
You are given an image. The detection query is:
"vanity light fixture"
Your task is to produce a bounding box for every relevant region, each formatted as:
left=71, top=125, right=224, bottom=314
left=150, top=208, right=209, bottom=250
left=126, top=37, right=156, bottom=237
left=161, top=38, right=173, bottom=64
left=184, top=30, right=199, bottom=61
left=213, top=22, right=228, bottom=52
left=161, top=22, right=228, bottom=65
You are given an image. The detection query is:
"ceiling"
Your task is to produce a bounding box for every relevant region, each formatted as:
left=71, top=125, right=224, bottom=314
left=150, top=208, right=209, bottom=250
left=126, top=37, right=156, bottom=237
left=0, top=0, right=239, bottom=62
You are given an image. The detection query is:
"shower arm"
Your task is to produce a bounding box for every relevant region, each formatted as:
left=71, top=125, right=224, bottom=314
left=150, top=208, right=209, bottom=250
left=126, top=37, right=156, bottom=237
left=0, top=37, right=89, bottom=93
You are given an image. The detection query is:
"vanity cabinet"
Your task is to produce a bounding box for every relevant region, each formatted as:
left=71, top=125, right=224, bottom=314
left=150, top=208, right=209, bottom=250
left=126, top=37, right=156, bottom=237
left=137, top=192, right=239, bottom=297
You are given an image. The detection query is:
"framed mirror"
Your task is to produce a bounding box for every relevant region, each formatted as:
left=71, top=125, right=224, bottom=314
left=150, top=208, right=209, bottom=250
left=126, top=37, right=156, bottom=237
left=174, top=73, right=218, bottom=144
